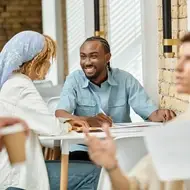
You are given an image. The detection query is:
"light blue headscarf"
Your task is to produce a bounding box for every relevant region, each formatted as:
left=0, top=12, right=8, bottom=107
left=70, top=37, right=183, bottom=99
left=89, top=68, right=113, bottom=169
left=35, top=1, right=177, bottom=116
left=0, top=31, right=45, bottom=88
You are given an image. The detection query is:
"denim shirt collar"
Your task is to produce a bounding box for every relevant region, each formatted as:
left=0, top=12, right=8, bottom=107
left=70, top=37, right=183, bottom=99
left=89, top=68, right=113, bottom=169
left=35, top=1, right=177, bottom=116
left=82, top=70, right=118, bottom=88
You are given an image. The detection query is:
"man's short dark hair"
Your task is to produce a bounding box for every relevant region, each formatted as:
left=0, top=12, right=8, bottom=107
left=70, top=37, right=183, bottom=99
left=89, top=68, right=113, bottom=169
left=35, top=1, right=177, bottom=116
left=82, top=36, right=112, bottom=71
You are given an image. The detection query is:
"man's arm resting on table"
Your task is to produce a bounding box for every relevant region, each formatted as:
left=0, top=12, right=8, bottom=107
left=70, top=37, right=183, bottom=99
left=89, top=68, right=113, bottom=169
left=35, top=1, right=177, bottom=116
left=55, top=110, right=113, bottom=127
left=147, top=109, right=176, bottom=122
left=55, top=109, right=87, bottom=120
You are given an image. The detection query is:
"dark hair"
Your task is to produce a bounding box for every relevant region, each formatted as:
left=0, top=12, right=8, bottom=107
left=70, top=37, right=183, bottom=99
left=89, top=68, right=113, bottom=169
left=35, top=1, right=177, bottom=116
left=82, top=36, right=112, bottom=71
left=181, top=32, right=190, bottom=43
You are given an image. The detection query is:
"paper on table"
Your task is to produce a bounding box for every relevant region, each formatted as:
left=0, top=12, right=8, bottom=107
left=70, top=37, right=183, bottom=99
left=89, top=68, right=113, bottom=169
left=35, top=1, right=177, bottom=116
left=110, top=127, right=145, bottom=133
left=114, top=122, right=162, bottom=128
left=111, top=122, right=162, bottom=134
left=145, top=120, right=190, bottom=181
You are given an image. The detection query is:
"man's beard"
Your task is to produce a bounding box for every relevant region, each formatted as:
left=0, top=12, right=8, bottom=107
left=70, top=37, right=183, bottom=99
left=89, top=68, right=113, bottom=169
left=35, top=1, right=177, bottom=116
left=84, top=72, right=99, bottom=80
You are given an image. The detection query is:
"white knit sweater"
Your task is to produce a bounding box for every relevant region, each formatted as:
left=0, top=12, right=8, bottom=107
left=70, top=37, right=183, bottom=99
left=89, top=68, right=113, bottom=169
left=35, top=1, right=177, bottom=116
left=0, top=74, right=70, bottom=190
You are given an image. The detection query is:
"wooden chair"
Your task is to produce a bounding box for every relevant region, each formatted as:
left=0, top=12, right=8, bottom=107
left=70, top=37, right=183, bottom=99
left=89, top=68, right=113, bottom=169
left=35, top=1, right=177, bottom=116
left=43, top=146, right=61, bottom=160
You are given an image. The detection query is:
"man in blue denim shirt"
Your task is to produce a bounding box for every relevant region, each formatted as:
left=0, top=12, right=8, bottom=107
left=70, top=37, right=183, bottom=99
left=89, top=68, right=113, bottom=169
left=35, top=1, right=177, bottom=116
left=56, top=37, right=176, bottom=160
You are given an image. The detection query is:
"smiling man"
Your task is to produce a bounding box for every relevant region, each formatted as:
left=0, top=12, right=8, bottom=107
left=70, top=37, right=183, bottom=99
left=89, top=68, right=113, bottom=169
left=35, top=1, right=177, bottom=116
left=56, top=36, right=176, bottom=160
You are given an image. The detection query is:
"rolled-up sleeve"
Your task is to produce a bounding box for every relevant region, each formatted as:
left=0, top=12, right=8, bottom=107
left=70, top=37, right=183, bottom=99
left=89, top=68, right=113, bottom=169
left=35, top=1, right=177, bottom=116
left=56, top=75, right=77, bottom=113
left=126, top=74, right=158, bottom=120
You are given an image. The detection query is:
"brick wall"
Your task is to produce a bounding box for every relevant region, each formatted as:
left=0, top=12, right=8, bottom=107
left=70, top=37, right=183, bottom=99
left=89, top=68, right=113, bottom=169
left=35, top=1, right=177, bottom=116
left=61, top=0, right=69, bottom=79
left=100, top=0, right=108, bottom=39
left=0, top=0, right=42, bottom=51
left=158, top=0, right=189, bottom=114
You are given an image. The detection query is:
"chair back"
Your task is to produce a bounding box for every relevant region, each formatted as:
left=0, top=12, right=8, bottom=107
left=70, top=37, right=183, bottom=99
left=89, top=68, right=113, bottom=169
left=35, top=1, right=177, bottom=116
left=41, top=96, right=61, bottom=160
left=36, top=84, right=63, bottom=102
left=34, top=80, right=53, bottom=88
left=97, top=136, right=147, bottom=190
left=47, top=96, right=60, bottom=114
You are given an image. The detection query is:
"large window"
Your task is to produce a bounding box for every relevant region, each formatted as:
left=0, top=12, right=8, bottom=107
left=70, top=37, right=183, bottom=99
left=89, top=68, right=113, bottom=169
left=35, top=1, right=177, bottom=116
left=107, top=0, right=142, bottom=84
left=107, top=0, right=143, bottom=121
left=66, top=0, right=94, bottom=73
left=42, top=0, right=94, bottom=83
left=66, top=0, right=85, bottom=72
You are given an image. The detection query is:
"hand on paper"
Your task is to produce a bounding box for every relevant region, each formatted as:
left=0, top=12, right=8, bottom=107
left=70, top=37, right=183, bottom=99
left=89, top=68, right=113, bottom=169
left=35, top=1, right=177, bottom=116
left=86, top=113, right=112, bottom=128
left=67, top=119, right=90, bottom=130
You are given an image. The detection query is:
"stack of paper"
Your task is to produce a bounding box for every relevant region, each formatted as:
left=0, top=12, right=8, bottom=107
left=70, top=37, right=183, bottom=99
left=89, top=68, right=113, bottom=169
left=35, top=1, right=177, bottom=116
left=145, top=120, right=190, bottom=181
left=111, top=122, right=162, bottom=133
left=115, top=122, right=162, bottom=128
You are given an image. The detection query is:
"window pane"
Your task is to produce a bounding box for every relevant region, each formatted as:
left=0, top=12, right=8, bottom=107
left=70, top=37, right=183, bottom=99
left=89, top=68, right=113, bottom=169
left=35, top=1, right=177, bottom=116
left=108, top=0, right=143, bottom=121
left=66, top=0, right=86, bottom=73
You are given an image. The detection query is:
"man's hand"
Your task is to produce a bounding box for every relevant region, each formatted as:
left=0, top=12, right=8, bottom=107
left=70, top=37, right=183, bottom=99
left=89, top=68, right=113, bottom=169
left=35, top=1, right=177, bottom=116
left=86, top=113, right=112, bottom=128
left=148, top=109, right=176, bottom=122
left=95, top=113, right=112, bottom=126
left=0, top=117, right=29, bottom=151
left=67, top=119, right=90, bottom=129
left=84, top=124, right=117, bottom=170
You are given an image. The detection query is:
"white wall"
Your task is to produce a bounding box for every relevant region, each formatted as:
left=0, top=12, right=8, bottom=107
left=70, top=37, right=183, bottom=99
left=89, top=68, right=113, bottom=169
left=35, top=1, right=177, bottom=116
left=141, top=0, right=159, bottom=105
left=42, top=0, right=64, bottom=85
left=187, top=0, right=190, bottom=31
left=66, top=0, right=94, bottom=73
left=84, top=0, right=94, bottom=37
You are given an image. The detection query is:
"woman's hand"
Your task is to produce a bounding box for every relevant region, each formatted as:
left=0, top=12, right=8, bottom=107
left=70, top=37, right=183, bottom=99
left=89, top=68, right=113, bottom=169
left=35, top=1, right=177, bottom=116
left=0, top=117, right=29, bottom=151
left=84, top=124, right=117, bottom=170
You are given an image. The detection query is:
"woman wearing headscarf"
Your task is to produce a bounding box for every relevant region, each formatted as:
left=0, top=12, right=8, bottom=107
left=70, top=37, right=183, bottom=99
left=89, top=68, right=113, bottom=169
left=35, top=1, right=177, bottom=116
left=85, top=32, right=190, bottom=190
left=0, top=31, right=99, bottom=190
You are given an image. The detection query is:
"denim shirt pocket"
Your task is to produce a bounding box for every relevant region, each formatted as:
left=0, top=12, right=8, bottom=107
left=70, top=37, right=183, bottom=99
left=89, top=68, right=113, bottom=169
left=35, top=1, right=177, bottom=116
left=108, top=97, right=126, bottom=108
left=76, top=98, right=97, bottom=116
left=108, top=97, right=127, bottom=122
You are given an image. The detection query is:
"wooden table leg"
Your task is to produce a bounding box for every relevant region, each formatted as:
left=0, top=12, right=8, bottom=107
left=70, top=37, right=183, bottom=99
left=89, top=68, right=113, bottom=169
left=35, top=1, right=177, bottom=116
left=60, top=141, right=69, bottom=190
left=60, top=154, right=69, bottom=190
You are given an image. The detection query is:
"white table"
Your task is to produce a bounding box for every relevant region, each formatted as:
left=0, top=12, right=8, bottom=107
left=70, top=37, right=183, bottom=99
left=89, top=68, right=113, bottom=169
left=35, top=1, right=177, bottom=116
left=40, top=128, right=146, bottom=190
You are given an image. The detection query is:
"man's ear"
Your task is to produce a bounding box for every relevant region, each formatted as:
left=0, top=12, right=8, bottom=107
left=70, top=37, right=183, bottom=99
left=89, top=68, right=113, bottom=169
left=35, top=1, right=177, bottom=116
left=105, top=53, right=111, bottom=63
